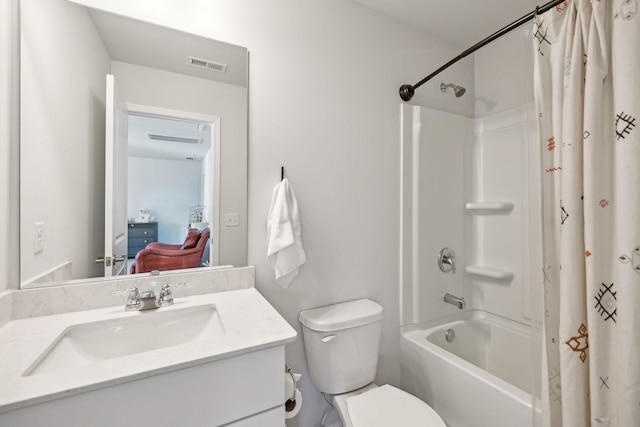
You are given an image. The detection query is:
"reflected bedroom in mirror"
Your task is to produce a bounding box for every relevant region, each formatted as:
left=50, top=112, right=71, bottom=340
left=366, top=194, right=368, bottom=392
left=19, top=0, right=248, bottom=288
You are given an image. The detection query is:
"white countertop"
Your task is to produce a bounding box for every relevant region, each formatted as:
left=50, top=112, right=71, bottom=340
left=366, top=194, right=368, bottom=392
left=0, top=288, right=297, bottom=414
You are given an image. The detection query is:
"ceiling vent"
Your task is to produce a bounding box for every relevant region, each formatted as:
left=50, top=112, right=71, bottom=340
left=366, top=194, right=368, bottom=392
left=148, top=134, right=200, bottom=144
left=187, top=56, right=228, bottom=73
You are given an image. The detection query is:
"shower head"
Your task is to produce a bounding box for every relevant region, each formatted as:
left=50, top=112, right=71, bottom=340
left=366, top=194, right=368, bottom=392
left=440, top=83, right=466, bottom=98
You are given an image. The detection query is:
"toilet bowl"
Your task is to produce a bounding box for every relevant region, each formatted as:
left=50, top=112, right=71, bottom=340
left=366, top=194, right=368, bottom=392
left=299, top=299, right=446, bottom=427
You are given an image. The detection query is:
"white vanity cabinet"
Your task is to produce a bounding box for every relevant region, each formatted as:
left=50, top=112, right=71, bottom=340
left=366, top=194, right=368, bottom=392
left=0, top=345, right=285, bottom=427
left=0, top=288, right=297, bottom=427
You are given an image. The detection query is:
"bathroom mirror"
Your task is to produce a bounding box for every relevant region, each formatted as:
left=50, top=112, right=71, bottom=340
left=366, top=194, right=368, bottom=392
left=19, top=0, right=248, bottom=288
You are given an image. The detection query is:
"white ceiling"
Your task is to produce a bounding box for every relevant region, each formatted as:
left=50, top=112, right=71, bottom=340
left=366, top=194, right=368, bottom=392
left=88, top=8, right=248, bottom=87
left=352, top=0, right=547, bottom=48
left=128, top=114, right=212, bottom=162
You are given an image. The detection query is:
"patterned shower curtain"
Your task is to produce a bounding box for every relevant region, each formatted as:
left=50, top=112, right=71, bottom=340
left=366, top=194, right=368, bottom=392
left=533, top=1, right=640, bottom=426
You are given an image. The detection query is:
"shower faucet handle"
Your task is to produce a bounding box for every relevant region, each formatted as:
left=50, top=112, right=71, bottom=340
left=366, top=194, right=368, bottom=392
left=438, top=247, right=456, bottom=273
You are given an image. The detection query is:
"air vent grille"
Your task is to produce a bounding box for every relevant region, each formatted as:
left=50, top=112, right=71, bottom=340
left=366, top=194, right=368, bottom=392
left=148, top=134, right=200, bottom=144
left=187, top=56, right=228, bottom=73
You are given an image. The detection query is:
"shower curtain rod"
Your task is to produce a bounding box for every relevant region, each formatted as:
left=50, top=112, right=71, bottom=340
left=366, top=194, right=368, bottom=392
left=399, top=0, right=566, bottom=101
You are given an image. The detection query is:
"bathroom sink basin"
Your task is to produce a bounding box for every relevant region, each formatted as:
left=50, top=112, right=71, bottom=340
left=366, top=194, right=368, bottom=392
left=25, top=305, right=224, bottom=376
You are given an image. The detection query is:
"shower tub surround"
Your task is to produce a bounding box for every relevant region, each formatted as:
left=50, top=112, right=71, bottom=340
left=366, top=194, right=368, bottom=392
left=401, top=310, right=539, bottom=427
left=0, top=266, right=298, bottom=426
left=400, top=101, right=542, bottom=426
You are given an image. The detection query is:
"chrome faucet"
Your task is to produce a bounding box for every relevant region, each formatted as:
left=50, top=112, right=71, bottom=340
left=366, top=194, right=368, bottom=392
left=139, top=290, right=160, bottom=310
left=124, top=284, right=174, bottom=311
left=443, top=293, right=465, bottom=310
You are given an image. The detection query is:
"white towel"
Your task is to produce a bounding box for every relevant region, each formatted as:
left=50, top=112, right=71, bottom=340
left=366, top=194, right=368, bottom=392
left=267, top=178, right=307, bottom=288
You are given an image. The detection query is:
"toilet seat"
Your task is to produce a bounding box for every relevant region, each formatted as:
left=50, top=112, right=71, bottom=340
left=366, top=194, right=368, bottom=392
left=344, top=384, right=446, bottom=427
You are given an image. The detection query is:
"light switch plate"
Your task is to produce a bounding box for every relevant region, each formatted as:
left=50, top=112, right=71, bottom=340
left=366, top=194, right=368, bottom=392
left=224, top=213, right=239, bottom=227
left=34, top=222, right=44, bottom=254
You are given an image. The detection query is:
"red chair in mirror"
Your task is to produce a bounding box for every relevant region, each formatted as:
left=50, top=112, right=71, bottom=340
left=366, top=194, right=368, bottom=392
left=130, top=228, right=210, bottom=274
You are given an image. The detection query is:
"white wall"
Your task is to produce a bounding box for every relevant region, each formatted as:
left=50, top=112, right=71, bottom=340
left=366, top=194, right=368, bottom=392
left=201, top=147, right=213, bottom=232
left=400, top=105, right=467, bottom=325
left=20, top=0, right=111, bottom=284
left=9, top=1, right=474, bottom=426
left=474, top=27, right=535, bottom=116
left=128, top=157, right=201, bottom=244
left=0, top=0, right=19, bottom=293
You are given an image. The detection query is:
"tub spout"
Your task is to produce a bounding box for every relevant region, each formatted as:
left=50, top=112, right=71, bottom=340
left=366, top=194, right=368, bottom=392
left=443, top=293, right=465, bottom=310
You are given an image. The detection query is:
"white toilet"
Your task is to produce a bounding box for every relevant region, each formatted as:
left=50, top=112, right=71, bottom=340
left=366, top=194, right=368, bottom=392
left=299, top=299, right=446, bottom=427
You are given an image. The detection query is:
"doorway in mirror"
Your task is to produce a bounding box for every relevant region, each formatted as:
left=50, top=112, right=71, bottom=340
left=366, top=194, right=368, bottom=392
left=126, top=109, right=220, bottom=272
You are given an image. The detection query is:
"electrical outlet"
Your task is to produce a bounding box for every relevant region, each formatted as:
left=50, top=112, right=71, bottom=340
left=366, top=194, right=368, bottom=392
left=224, top=213, right=239, bottom=227
left=34, top=222, right=44, bottom=254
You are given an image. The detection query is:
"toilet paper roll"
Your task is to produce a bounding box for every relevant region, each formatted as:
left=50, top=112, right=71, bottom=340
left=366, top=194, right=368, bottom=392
left=284, top=388, right=302, bottom=419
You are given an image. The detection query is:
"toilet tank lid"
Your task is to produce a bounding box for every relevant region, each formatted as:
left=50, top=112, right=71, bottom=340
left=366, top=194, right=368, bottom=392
left=299, top=299, right=383, bottom=332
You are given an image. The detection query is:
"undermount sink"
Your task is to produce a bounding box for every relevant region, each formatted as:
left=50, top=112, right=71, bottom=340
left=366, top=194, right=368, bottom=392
left=24, top=304, right=225, bottom=376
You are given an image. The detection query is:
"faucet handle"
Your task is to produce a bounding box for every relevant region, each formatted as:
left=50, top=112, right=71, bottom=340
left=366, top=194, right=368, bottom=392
left=125, top=287, right=141, bottom=311
left=438, top=247, right=456, bottom=273
left=158, top=284, right=174, bottom=306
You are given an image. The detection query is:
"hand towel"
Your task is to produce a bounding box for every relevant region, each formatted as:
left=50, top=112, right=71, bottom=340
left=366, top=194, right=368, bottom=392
left=267, top=178, right=307, bottom=288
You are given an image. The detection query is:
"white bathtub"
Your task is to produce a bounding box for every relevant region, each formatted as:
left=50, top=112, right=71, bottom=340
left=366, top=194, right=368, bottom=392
left=400, top=310, right=538, bottom=427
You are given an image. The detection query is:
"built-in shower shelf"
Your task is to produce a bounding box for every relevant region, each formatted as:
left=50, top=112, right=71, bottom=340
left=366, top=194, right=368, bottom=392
left=464, top=202, right=514, bottom=213
left=465, top=265, right=514, bottom=280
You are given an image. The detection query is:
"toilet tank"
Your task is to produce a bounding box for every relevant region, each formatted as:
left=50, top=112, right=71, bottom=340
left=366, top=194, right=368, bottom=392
left=299, top=299, right=383, bottom=395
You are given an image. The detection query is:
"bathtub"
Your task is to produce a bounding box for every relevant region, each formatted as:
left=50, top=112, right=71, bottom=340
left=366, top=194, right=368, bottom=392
left=400, top=310, right=539, bottom=427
